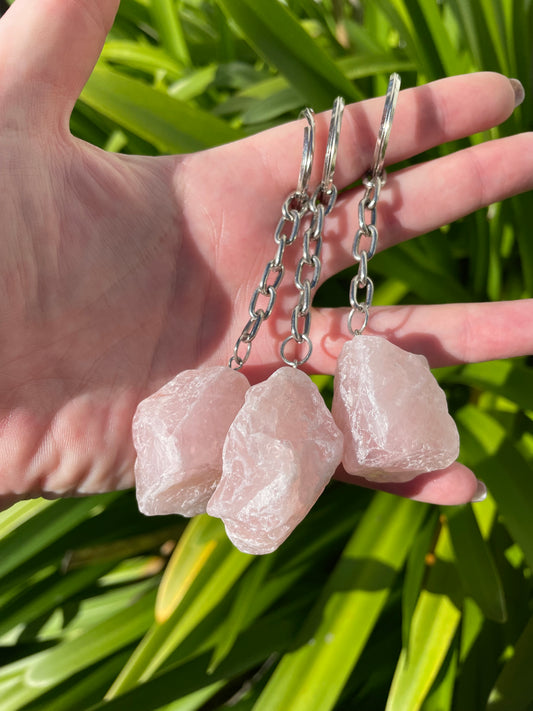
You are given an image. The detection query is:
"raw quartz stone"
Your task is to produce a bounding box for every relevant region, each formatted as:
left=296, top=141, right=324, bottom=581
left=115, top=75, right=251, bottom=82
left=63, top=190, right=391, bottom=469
left=133, top=366, right=249, bottom=517
left=207, top=367, right=343, bottom=555
left=332, top=335, right=460, bottom=483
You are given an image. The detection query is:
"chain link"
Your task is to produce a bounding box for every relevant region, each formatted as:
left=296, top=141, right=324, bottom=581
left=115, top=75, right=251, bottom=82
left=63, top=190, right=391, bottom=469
left=347, top=73, right=400, bottom=336
left=229, top=110, right=316, bottom=370
left=281, top=97, right=345, bottom=367
left=229, top=196, right=308, bottom=370
left=347, top=173, right=381, bottom=337
left=281, top=192, right=334, bottom=367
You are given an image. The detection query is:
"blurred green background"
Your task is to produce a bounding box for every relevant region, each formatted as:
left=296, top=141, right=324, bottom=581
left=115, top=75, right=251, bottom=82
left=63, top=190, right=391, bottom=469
left=0, top=1, right=532, bottom=709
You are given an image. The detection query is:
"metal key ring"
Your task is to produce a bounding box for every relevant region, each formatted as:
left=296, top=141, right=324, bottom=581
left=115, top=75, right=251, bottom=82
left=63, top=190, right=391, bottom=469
left=321, top=96, right=345, bottom=194
left=296, top=107, right=316, bottom=196
left=371, top=73, right=401, bottom=180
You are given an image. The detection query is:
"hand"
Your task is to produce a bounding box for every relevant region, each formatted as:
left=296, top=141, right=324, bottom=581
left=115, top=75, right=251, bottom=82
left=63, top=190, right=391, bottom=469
left=0, top=0, right=531, bottom=509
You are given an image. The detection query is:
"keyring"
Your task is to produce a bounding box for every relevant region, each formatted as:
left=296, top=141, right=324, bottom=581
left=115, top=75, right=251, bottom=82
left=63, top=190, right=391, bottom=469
left=321, top=96, right=345, bottom=194
left=371, top=73, right=401, bottom=180
left=296, top=108, right=315, bottom=196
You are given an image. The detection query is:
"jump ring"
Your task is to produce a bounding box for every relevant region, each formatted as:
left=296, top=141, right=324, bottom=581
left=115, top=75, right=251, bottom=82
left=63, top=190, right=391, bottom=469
left=280, top=334, right=313, bottom=367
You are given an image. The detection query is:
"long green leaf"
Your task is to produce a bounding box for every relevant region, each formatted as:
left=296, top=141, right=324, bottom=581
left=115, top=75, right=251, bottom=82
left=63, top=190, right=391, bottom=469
left=215, top=0, right=358, bottom=109
left=26, top=588, right=157, bottom=687
left=422, top=638, right=458, bottom=711
left=88, top=601, right=307, bottom=711
left=402, top=510, right=440, bottom=648
left=447, top=0, right=501, bottom=71
left=487, top=613, right=533, bottom=710
left=513, top=192, right=533, bottom=294
left=81, top=63, right=243, bottom=153
left=0, top=563, right=113, bottom=638
left=106, top=515, right=253, bottom=697
left=457, top=406, right=533, bottom=569
left=149, top=0, right=191, bottom=66
left=0, top=588, right=156, bottom=709
left=0, top=495, right=117, bottom=582
left=0, top=498, right=52, bottom=538
left=416, top=0, right=467, bottom=76
left=451, top=359, right=533, bottom=412
left=101, top=40, right=185, bottom=79
left=386, top=526, right=463, bottom=711
left=208, top=554, right=275, bottom=672
left=371, top=0, right=441, bottom=79
left=446, top=504, right=506, bottom=622
left=253, top=494, right=427, bottom=711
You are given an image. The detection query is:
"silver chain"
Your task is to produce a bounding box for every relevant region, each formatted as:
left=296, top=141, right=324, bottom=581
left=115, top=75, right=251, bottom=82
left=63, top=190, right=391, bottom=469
left=281, top=97, right=345, bottom=367
left=348, top=173, right=382, bottom=335
left=229, top=109, right=315, bottom=370
left=348, top=74, right=400, bottom=336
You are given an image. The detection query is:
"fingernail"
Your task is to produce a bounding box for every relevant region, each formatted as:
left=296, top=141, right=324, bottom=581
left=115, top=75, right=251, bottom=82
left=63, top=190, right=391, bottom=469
left=471, top=479, right=487, bottom=503
left=509, top=78, right=525, bottom=107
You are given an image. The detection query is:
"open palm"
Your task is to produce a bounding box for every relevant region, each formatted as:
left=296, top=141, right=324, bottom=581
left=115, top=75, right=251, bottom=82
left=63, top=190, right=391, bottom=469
left=1, top=0, right=532, bottom=508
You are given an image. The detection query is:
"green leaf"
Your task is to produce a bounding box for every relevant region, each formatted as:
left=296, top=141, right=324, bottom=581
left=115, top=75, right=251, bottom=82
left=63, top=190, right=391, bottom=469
left=101, top=40, right=185, bottom=79
left=451, top=360, right=533, bottom=412
left=446, top=0, right=500, bottom=71
left=457, top=406, right=533, bottom=569
left=168, top=65, right=218, bottom=101
left=0, top=498, right=52, bottom=538
left=208, top=554, right=275, bottom=672
left=422, top=637, right=458, bottom=711
left=374, top=238, right=471, bottom=304
left=338, top=53, right=415, bottom=80
left=487, top=613, right=533, bottom=710
left=0, top=588, right=157, bottom=709
left=0, top=495, right=118, bottom=582
left=106, top=515, right=253, bottom=697
left=371, top=0, right=440, bottom=79
left=87, top=601, right=307, bottom=711
left=81, top=63, right=243, bottom=153
left=215, top=0, right=358, bottom=109
left=415, top=0, right=468, bottom=76
left=386, top=526, right=463, bottom=711
left=19, top=650, right=130, bottom=711
left=513, top=192, right=533, bottom=294
left=0, top=562, right=113, bottom=638
left=402, top=510, right=440, bottom=648
left=26, top=588, right=157, bottom=687
left=446, top=504, right=506, bottom=622
left=149, top=0, right=191, bottom=66
left=253, top=494, right=427, bottom=711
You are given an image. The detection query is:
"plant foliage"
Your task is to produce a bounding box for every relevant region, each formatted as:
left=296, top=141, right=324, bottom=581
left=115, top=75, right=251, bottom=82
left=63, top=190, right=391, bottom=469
left=1, top=1, right=532, bottom=709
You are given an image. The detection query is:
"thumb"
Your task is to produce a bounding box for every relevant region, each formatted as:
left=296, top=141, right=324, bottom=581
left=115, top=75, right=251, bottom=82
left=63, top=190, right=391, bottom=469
left=0, top=0, right=120, bottom=128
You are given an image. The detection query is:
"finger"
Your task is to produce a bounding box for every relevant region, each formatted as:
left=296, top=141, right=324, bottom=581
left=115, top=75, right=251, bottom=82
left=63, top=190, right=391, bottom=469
left=308, top=299, right=533, bottom=373
left=317, top=132, right=533, bottom=281
left=242, top=72, right=519, bottom=196
left=335, top=462, right=480, bottom=505
left=0, top=0, right=119, bottom=126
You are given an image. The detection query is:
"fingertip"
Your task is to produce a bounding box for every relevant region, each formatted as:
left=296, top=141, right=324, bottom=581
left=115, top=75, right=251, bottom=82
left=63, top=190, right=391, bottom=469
left=335, top=461, right=479, bottom=505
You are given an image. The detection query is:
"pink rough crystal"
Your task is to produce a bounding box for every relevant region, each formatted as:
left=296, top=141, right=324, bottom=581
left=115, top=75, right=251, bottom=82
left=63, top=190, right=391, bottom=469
left=207, top=367, right=343, bottom=555
left=133, top=367, right=249, bottom=517
left=332, top=336, right=460, bottom=483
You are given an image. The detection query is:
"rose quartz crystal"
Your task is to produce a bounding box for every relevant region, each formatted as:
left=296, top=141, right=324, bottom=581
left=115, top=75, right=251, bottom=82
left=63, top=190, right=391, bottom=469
left=133, top=367, right=249, bottom=517
left=207, top=367, right=343, bottom=555
left=332, top=336, right=459, bottom=483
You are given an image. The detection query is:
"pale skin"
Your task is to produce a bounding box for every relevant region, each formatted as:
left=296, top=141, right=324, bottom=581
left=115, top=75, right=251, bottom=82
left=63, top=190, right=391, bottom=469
left=1, top=0, right=532, bottom=511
